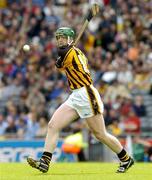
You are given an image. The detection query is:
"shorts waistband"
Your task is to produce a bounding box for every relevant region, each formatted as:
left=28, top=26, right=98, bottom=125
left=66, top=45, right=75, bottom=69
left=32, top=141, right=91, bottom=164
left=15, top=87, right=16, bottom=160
left=72, top=84, right=93, bottom=92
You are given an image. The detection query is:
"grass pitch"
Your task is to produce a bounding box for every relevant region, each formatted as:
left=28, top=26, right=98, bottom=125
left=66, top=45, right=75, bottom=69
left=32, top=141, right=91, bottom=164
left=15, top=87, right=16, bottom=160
left=0, top=162, right=151, bottom=180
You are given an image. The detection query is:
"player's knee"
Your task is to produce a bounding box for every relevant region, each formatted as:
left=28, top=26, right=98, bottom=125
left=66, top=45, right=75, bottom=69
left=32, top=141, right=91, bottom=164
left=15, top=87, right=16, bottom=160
left=94, top=131, right=107, bottom=142
left=48, top=121, right=57, bottom=131
left=48, top=121, right=53, bottom=130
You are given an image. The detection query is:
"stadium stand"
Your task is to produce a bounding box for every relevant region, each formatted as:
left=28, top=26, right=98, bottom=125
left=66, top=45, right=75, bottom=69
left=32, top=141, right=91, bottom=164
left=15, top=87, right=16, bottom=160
left=0, top=0, right=152, bottom=161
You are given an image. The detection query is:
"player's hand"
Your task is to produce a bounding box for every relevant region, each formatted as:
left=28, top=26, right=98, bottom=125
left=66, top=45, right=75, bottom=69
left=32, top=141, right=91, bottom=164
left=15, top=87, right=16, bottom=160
left=86, top=4, right=100, bottom=22
left=91, top=4, right=100, bottom=16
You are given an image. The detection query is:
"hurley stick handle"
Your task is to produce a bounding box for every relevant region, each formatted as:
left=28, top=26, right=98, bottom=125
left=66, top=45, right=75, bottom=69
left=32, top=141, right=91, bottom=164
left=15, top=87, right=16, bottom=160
left=74, top=3, right=101, bottom=46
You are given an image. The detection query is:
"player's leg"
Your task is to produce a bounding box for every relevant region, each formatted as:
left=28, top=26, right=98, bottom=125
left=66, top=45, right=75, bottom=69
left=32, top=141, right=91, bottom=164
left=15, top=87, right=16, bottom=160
left=86, top=113, right=134, bottom=173
left=27, top=103, right=79, bottom=173
left=43, top=103, right=79, bottom=153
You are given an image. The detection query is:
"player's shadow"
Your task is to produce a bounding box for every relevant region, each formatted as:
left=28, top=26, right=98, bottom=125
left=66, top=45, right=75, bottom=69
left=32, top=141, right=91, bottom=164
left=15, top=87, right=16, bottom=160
left=34, top=172, right=102, bottom=176
left=51, top=172, right=102, bottom=175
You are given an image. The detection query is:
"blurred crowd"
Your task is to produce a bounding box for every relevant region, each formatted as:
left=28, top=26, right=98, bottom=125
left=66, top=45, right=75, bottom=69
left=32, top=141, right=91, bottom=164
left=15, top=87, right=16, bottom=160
left=0, top=0, right=152, bottom=140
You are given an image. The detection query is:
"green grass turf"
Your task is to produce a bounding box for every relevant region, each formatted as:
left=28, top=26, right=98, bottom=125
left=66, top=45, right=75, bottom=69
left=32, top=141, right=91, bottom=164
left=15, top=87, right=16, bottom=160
left=0, top=162, right=152, bottom=180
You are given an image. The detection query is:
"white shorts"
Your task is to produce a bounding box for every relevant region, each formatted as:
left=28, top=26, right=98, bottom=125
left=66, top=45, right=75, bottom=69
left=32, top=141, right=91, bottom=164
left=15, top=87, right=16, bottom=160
left=65, top=85, right=104, bottom=119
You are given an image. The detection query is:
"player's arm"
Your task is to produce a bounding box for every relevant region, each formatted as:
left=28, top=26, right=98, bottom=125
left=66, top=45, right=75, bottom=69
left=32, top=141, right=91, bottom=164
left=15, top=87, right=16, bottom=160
left=55, top=46, right=72, bottom=68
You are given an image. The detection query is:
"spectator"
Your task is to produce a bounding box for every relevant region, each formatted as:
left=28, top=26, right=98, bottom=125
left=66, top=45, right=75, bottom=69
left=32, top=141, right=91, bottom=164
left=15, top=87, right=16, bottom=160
left=16, top=117, right=26, bottom=139
left=5, top=116, right=17, bottom=138
left=120, top=97, right=132, bottom=117
left=0, top=0, right=151, bottom=141
left=25, top=111, right=40, bottom=140
left=132, top=95, right=146, bottom=117
left=108, top=120, right=122, bottom=137
left=36, top=117, right=48, bottom=138
left=26, top=85, right=46, bottom=108
left=0, top=113, right=7, bottom=136
left=120, top=110, right=141, bottom=135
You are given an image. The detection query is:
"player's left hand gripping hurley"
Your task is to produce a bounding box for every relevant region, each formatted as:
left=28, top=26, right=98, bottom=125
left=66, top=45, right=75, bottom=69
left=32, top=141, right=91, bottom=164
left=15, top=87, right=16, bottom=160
left=89, top=0, right=103, bottom=17
left=74, top=0, right=103, bottom=46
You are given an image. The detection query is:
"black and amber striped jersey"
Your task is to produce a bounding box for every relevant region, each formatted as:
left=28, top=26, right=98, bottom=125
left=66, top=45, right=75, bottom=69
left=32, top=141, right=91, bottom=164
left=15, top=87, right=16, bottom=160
left=57, top=46, right=92, bottom=90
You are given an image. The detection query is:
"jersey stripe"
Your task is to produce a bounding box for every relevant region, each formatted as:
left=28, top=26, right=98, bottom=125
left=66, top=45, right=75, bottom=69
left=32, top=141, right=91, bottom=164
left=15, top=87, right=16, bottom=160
left=82, top=72, right=92, bottom=84
left=85, top=86, right=100, bottom=115
left=65, top=70, right=77, bottom=89
left=73, top=69, right=88, bottom=86
left=62, top=47, right=92, bottom=90
left=63, top=48, right=73, bottom=66
left=72, top=57, right=89, bottom=85
left=72, top=53, right=92, bottom=85
left=72, top=56, right=79, bottom=71
left=66, top=68, right=82, bottom=88
left=69, top=69, right=84, bottom=87
left=66, top=74, right=74, bottom=89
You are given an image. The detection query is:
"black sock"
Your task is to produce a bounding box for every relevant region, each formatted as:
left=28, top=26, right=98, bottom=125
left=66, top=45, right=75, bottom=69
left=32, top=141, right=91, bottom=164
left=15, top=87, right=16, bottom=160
left=117, top=149, right=130, bottom=162
left=41, top=151, right=52, bottom=164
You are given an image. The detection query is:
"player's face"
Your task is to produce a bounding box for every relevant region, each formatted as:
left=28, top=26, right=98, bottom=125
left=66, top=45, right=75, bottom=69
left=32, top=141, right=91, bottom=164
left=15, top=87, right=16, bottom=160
left=56, top=35, right=68, bottom=47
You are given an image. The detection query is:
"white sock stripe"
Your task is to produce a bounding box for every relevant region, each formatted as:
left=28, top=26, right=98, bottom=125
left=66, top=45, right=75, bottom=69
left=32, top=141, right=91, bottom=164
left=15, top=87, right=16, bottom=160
left=42, top=155, right=51, bottom=160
